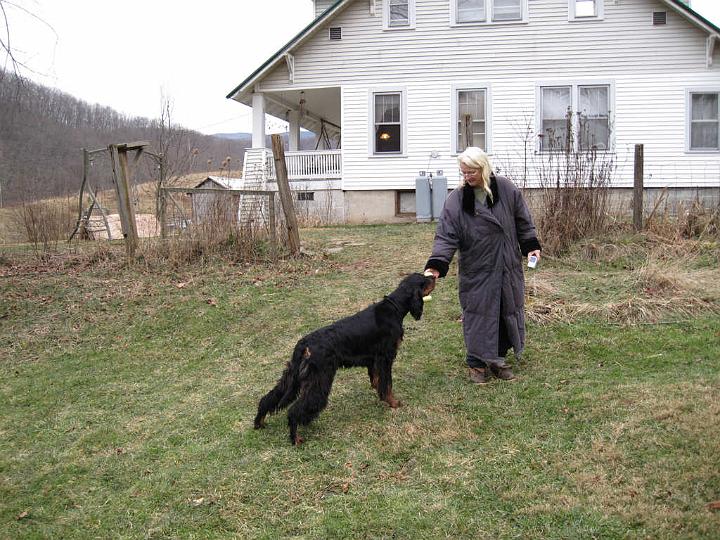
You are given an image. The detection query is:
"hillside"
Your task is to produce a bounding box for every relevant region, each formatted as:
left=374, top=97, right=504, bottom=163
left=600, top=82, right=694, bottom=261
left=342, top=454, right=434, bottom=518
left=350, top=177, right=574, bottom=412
left=0, top=71, right=313, bottom=207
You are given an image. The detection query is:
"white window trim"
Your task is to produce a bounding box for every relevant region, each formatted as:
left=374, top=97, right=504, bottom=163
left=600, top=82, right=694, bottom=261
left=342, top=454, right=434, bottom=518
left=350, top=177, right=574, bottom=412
left=451, top=83, right=492, bottom=155
left=535, top=80, right=615, bottom=153
left=686, top=88, right=720, bottom=153
left=568, top=0, right=604, bottom=22
left=368, top=87, right=408, bottom=157
left=450, top=0, right=529, bottom=27
left=383, top=0, right=416, bottom=30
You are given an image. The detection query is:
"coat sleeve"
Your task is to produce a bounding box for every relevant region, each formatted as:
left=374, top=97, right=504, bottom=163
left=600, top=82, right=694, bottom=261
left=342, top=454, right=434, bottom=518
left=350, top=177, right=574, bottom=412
left=513, top=189, right=542, bottom=256
left=424, top=193, right=461, bottom=278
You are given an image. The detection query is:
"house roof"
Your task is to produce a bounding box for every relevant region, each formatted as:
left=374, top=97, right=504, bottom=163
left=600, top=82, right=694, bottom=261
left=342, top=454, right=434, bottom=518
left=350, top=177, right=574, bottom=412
left=664, top=0, right=720, bottom=35
left=194, top=176, right=245, bottom=190
left=226, top=0, right=720, bottom=103
left=226, top=0, right=349, bottom=101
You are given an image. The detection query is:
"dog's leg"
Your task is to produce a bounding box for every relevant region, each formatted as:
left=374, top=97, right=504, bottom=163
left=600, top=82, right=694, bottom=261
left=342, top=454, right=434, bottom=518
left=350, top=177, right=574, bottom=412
left=286, top=370, right=334, bottom=445
left=376, top=354, right=401, bottom=408
left=368, top=366, right=379, bottom=390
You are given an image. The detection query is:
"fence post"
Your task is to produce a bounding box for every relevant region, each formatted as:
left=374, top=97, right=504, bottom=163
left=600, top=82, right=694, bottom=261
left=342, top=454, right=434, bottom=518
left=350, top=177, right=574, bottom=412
left=633, top=144, right=644, bottom=232
left=109, top=144, right=140, bottom=257
left=271, top=134, right=301, bottom=256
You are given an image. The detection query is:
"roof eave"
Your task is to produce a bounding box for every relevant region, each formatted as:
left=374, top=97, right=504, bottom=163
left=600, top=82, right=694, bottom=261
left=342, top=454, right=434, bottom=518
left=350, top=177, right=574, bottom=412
left=663, top=0, right=720, bottom=37
left=226, top=0, right=351, bottom=102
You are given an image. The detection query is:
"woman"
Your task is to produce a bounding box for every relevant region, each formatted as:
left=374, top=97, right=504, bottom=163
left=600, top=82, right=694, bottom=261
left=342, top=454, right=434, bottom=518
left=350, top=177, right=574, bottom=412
left=424, top=147, right=541, bottom=384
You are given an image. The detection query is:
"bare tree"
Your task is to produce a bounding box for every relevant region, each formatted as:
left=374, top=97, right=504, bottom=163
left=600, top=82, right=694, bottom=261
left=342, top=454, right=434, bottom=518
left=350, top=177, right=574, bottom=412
left=0, top=0, right=56, bottom=81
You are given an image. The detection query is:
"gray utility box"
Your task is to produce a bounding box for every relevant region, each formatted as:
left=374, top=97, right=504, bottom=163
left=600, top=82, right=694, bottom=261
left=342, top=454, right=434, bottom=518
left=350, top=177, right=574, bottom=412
left=415, top=173, right=432, bottom=222
left=431, top=173, right=447, bottom=219
left=415, top=171, right=448, bottom=222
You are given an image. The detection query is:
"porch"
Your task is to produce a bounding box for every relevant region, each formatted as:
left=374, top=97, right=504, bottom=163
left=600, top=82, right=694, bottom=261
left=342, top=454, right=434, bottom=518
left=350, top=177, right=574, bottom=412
left=242, top=148, right=342, bottom=187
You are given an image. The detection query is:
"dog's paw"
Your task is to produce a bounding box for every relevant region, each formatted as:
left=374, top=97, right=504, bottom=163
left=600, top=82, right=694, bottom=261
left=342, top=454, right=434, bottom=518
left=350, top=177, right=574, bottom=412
left=293, top=435, right=304, bottom=446
left=386, top=398, right=403, bottom=409
left=253, top=419, right=266, bottom=429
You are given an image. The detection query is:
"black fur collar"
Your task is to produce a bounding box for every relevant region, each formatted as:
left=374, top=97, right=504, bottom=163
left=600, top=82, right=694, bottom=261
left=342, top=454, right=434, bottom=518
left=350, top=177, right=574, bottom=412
left=462, top=174, right=499, bottom=215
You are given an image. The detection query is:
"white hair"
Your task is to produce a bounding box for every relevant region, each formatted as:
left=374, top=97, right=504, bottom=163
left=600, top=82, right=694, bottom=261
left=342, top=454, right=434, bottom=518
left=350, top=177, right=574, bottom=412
left=458, top=147, right=493, bottom=200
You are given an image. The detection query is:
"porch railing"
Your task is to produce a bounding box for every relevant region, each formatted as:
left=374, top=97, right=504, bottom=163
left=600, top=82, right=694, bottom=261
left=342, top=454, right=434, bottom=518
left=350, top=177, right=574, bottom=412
left=265, top=149, right=342, bottom=180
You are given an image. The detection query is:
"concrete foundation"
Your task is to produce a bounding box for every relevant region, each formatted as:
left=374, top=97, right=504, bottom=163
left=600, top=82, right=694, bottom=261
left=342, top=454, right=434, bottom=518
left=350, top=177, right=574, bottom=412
left=297, top=186, right=720, bottom=225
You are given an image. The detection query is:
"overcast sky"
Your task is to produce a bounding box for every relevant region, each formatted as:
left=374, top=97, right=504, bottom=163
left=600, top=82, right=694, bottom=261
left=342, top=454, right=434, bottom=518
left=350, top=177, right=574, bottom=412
left=4, top=0, right=720, bottom=136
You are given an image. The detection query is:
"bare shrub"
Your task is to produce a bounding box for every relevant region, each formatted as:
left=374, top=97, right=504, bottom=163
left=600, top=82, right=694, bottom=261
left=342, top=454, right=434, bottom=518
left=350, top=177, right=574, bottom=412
left=143, top=194, right=271, bottom=266
left=645, top=195, right=720, bottom=241
left=12, top=198, right=76, bottom=256
left=535, top=110, right=615, bottom=255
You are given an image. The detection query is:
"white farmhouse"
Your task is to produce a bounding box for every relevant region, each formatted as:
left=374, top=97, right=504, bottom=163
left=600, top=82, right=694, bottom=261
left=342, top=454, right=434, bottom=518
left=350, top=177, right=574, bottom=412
left=227, top=0, right=720, bottom=223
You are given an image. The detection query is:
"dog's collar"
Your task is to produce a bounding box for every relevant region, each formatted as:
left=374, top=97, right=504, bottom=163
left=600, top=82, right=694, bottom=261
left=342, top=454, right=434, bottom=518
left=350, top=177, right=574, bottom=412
left=383, top=295, right=403, bottom=315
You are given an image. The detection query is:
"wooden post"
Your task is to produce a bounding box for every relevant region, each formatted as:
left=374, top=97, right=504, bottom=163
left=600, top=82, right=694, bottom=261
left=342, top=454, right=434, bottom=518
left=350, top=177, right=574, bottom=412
left=271, top=134, right=301, bottom=256
left=633, top=144, right=644, bottom=232
left=110, top=144, right=139, bottom=257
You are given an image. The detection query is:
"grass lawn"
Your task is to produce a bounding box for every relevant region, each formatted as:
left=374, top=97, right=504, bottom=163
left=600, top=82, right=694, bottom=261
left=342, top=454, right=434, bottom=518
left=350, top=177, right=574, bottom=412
left=1, top=223, right=719, bottom=539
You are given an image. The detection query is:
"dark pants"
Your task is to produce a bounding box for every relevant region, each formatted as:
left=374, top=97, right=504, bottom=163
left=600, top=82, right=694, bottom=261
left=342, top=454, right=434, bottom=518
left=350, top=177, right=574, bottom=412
left=466, top=310, right=511, bottom=368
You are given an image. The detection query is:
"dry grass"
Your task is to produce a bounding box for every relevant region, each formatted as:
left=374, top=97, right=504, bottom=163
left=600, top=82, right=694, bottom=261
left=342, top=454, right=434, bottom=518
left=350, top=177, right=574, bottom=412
left=526, top=238, right=720, bottom=325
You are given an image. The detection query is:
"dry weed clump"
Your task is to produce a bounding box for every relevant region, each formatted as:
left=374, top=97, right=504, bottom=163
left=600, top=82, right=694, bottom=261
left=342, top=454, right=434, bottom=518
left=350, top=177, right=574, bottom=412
left=528, top=286, right=718, bottom=326
left=645, top=196, right=720, bottom=241
left=525, top=245, right=719, bottom=325
left=11, top=198, right=77, bottom=255
left=141, top=224, right=268, bottom=267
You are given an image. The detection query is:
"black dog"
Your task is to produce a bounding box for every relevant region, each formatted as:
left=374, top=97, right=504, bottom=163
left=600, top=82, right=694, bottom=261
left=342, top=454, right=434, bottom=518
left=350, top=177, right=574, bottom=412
left=253, top=273, right=435, bottom=445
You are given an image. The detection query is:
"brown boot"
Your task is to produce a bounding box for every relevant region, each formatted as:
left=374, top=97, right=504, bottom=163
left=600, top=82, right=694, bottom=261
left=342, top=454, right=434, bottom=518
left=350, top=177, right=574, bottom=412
left=490, top=365, right=516, bottom=381
left=468, top=367, right=490, bottom=385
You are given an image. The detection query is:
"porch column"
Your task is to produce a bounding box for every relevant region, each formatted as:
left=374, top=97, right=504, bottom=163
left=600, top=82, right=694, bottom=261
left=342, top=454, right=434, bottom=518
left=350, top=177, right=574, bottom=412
left=288, top=110, right=300, bottom=151
left=252, top=93, right=266, bottom=148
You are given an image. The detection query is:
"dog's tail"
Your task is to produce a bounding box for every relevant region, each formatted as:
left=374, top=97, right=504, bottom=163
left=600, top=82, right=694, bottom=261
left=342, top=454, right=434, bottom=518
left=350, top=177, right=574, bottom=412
left=254, top=342, right=306, bottom=428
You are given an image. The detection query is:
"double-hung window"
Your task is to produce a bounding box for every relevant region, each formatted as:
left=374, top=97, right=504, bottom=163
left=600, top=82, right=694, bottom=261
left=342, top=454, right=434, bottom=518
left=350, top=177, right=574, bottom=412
left=539, top=83, right=611, bottom=151
left=373, top=92, right=403, bottom=154
left=569, top=0, right=603, bottom=20
left=454, top=0, right=525, bottom=24
left=689, top=91, right=720, bottom=151
left=385, top=0, right=415, bottom=29
left=453, top=87, right=489, bottom=153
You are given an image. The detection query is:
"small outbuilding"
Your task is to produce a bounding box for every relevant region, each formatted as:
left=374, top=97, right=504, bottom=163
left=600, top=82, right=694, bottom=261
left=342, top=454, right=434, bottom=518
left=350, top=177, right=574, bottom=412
left=190, top=176, right=245, bottom=224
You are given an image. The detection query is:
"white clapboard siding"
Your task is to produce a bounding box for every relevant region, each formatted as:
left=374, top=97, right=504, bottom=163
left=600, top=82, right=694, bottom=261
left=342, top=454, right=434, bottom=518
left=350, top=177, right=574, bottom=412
left=314, top=0, right=337, bottom=18
left=254, top=0, right=720, bottom=189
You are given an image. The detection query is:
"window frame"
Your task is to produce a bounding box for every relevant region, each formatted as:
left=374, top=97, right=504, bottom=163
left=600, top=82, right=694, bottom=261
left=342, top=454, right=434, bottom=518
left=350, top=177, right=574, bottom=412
left=687, top=88, right=720, bottom=153
left=368, top=87, right=407, bottom=157
left=451, top=83, right=492, bottom=154
left=450, top=0, right=528, bottom=26
left=568, top=0, right=604, bottom=22
left=536, top=80, right=614, bottom=153
left=384, top=0, right=416, bottom=30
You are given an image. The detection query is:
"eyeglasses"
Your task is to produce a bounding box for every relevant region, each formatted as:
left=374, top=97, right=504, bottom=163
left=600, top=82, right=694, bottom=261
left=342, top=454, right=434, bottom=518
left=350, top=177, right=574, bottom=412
left=460, top=169, right=480, bottom=177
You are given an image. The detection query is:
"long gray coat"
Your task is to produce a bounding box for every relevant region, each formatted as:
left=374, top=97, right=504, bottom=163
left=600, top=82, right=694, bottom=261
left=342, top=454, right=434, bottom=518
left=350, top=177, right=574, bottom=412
left=425, top=175, right=541, bottom=367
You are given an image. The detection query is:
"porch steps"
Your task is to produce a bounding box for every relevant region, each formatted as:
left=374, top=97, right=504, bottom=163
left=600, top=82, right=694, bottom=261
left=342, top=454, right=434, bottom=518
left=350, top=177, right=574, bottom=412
left=239, top=149, right=270, bottom=226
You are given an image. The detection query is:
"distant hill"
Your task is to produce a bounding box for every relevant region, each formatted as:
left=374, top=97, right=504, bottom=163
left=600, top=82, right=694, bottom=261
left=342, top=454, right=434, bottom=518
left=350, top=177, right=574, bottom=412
left=0, top=71, right=251, bottom=206
left=211, top=131, right=317, bottom=150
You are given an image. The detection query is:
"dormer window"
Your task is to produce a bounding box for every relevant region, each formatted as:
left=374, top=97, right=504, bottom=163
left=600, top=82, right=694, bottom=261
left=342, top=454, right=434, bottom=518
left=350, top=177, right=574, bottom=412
left=385, top=0, right=415, bottom=30
left=453, top=0, right=527, bottom=25
left=569, top=0, right=604, bottom=21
